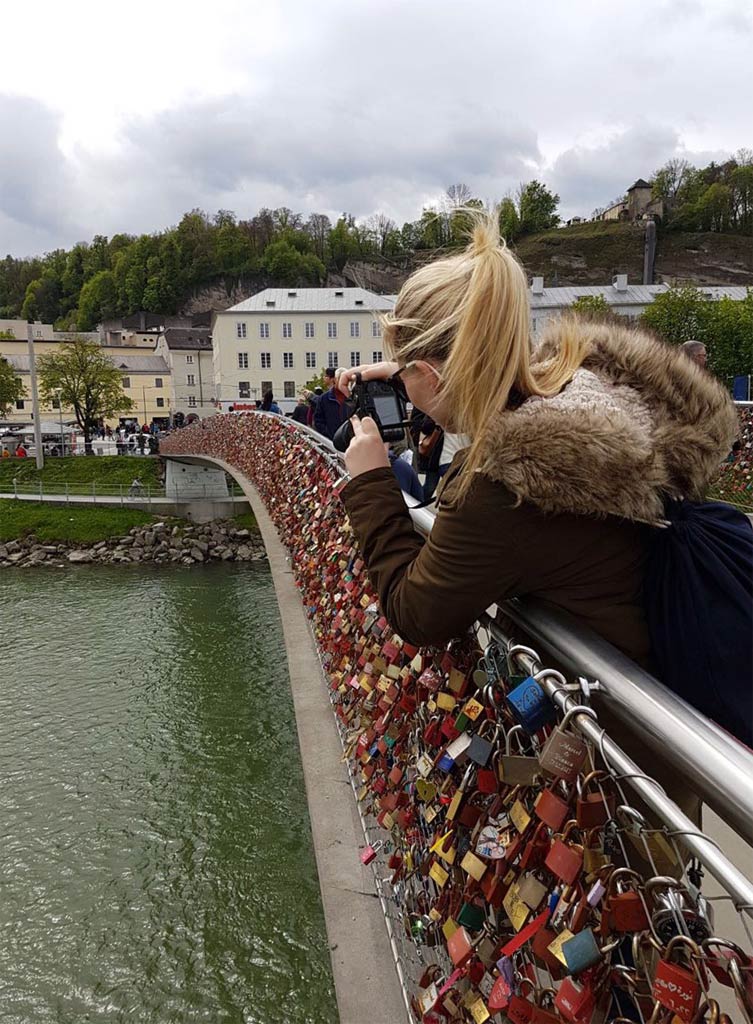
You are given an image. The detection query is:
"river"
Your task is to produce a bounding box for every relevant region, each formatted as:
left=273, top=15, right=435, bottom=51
left=0, top=563, right=337, bottom=1024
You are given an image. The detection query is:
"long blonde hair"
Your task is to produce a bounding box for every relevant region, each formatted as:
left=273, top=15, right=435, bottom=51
left=383, top=209, right=591, bottom=500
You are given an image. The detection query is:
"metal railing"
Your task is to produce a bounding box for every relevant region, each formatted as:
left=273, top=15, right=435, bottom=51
left=1, top=479, right=245, bottom=505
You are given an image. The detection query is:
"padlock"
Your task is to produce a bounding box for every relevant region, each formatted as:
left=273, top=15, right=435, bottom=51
left=651, top=935, right=703, bottom=1022
left=538, top=706, right=595, bottom=782
left=447, top=763, right=476, bottom=822
left=575, top=771, right=616, bottom=829
left=646, top=876, right=713, bottom=944
left=498, top=725, right=540, bottom=786
left=436, top=732, right=472, bottom=772
left=544, top=821, right=584, bottom=885
left=505, top=670, right=558, bottom=733
left=553, top=976, right=596, bottom=1022
left=360, top=839, right=383, bottom=865
left=457, top=900, right=486, bottom=931
left=561, top=928, right=604, bottom=975
left=516, top=872, right=549, bottom=910
left=467, top=720, right=500, bottom=767
left=602, top=868, right=650, bottom=934
left=534, top=785, right=571, bottom=831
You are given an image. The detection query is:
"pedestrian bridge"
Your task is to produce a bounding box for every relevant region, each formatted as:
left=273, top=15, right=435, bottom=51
left=162, top=412, right=753, bottom=1024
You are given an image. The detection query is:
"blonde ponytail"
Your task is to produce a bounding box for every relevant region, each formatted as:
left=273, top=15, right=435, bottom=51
left=383, top=208, right=591, bottom=502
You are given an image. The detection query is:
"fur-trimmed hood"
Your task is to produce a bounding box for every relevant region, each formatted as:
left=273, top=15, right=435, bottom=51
left=479, top=320, right=739, bottom=524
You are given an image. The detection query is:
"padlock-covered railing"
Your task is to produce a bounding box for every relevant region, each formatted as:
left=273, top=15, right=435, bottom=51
left=163, top=413, right=753, bottom=1024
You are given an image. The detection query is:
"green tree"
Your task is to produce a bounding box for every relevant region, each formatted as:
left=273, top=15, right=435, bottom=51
left=77, top=270, right=118, bottom=330
left=640, top=286, right=708, bottom=342
left=570, top=294, right=616, bottom=321
left=517, top=180, right=560, bottom=234
left=498, top=197, right=520, bottom=241
left=37, top=339, right=134, bottom=452
left=0, top=356, right=24, bottom=416
left=262, top=239, right=324, bottom=283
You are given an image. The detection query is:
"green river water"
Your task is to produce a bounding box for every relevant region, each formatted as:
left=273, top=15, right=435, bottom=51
left=0, top=563, right=337, bottom=1024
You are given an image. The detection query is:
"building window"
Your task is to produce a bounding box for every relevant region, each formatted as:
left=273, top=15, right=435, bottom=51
left=186, top=354, right=194, bottom=364
left=259, top=322, right=270, bottom=339
left=236, top=322, right=247, bottom=339
left=155, top=377, right=163, bottom=388
left=305, top=352, right=316, bottom=368
left=305, top=321, right=315, bottom=338
left=187, top=374, right=196, bottom=386
left=283, top=352, right=294, bottom=368
left=260, top=352, right=271, bottom=369
left=283, top=381, right=296, bottom=398
left=282, top=322, right=292, bottom=338
left=350, top=321, right=360, bottom=338
left=261, top=380, right=272, bottom=395
left=187, top=396, right=197, bottom=408
left=156, top=397, right=165, bottom=408
left=372, top=350, right=383, bottom=363
left=16, top=400, right=25, bottom=410
left=350, top=351, right=361, bottom=367
left=327, top=322, right=337, bottom=339
left=238, top=352, right=249, bottom=369
left=122, top=376, right=131, bottom=388
left=238, top=381, right=251, bottom=398
left=327, top=351, right=339, bottom=368
left=372, top=320, right=381, bottom=338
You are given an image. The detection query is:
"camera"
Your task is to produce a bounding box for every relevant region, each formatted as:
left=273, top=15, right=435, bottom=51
left=332, top=374, right=409, bottom=452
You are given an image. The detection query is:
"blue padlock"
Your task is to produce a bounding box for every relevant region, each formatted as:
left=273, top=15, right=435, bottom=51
left=505, top=675, right=556, bottom=732
left=561, top=928, right=602, bottom=974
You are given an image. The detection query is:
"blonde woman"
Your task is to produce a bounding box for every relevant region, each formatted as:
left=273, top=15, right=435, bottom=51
left=338, top=212, right=737, bottom=667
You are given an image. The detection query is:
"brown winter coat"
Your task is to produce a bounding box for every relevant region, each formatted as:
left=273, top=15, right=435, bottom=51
left=341, top=321, right=738, bottom=665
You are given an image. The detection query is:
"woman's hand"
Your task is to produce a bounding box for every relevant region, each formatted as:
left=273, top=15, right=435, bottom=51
left=344, top=416, right=390, bottom=478
left=337, top=360, right=399, bottom=397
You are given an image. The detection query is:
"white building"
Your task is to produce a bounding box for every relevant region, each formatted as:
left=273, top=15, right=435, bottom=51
left=156, top=328, right=214, bottom=420
left=529, top=275, right=749, bottom=338
left=211, top=287, right=395, bottom=410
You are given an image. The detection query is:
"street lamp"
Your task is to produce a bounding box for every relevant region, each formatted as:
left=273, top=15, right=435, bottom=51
left=54, top=387, right=64, bottom=456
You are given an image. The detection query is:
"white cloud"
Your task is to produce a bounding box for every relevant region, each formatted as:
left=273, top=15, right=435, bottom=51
left=0, top=0, right=750, bottom=255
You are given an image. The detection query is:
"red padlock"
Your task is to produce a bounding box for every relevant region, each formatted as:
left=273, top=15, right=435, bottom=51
left=544, top=830, right=584, bottom=885
left=554, top=976, right=596, bottom=1022
left=651, top=936, right=702, bottom=1022
left=535, top=787, right=570, bottom=830
left=447, top=925, right=474, bottom=967
left=360, top=840, right=383, bottom=865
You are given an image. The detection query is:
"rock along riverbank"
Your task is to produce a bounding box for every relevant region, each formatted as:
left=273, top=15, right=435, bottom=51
left=0, top=520, right=267, bottom=569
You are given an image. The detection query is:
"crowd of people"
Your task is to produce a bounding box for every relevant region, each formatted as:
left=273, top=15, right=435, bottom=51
left=715, top=405, right=753, bottom=509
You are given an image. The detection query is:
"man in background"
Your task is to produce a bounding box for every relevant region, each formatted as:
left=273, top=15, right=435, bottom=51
left=681, top=340, right=707, bottom=369
left=314, top=367, right=349, bottom=440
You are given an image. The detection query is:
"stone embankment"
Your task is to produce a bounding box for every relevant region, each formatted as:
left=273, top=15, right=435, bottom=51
left=0, top=520, right=266, bottom=569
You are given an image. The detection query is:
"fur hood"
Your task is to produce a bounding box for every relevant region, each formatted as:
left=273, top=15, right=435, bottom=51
left=478, top=320, right=739, bottom=524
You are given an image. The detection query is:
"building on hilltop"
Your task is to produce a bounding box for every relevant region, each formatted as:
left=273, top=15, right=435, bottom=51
left=156, top=328, right=214, bottom=420
left=598, top=179, right=664, bottom=222
left=211, top=287, right=395, bottom=411
left=528, top=275, right=748, bottom=337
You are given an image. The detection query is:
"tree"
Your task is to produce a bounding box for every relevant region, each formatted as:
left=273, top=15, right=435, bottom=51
left=651, top=158, right=691, bottom=202
left=570, top=294, right=616, bottom=321
left=445, top=183, right=472, bottom=208
left=640, top=286, right=708, bottom=342
left=0, top=356, right=23, bottom=416
left=517, top=181, right=560, bottom=234
left=77, top=270, right=118, bottom=330
left=498, top=197, right=520, bottom=241
left=37, top=339, right=134, bottom=452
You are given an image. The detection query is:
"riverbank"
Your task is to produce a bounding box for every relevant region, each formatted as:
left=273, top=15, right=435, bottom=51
left=0, top=506, right=265, bottom=568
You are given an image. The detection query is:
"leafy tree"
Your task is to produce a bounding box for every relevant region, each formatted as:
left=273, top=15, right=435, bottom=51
left=498, top=197, right=520, bottom=241
left=78, top=270, right=118, bottom=330
left=517, top=180, right=560, bottom=234
left=262, top=240, right=325, bottom=283
left=570, top=294, right=616, bottom=321
left=640, top=286, right=708, bottom=342
left=21, top=272, right=62, bottom=323
left=0, top=356, right=24, bottom=416
left=651, top=158, right=691, bottom=202
left=641, top=287, right=753, bottom=380
left=37, top=339, right=134, bottom=452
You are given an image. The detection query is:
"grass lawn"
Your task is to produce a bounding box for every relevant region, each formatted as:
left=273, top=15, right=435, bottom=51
left=0, top=500, right=155, bottom=544
left=0, top=455, right=162, bottom=490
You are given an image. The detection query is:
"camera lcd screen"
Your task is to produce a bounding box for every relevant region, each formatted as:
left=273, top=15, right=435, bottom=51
left=372, top=392, right=403, bottom=426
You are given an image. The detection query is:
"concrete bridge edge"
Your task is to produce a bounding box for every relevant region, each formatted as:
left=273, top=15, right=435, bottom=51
left=174, top=456, right=409, bottom=1024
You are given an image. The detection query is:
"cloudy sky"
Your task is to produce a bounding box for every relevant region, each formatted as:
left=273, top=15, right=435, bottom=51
left=1, top=0, right=751, bottom=257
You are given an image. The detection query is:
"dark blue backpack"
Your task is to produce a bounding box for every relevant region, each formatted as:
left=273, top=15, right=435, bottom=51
left=644, top=499, right=753, bottom=748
